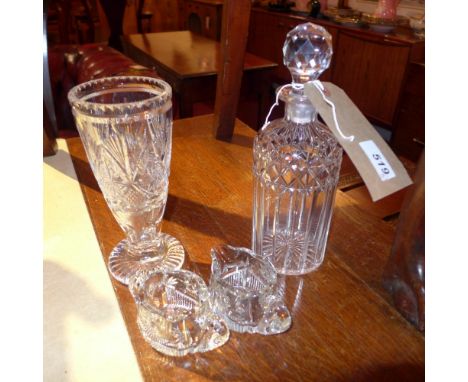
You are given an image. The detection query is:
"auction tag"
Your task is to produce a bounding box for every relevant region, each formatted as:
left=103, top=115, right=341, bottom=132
left=304, top=81, right=412, bottom=201
left=359, top=140, right=396, bottom=181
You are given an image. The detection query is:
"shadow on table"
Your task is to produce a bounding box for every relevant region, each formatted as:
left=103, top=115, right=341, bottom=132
left=344, top=362, right=424, bottom=382
left=46, top=150, right=252, bottom=244
left=230, top=133, right=254, bottom=148
left=44, top=149, right=101, bottom=194
left=43, top=260, right=113, bottom=379
left=165, top=194, right=251, bottom=245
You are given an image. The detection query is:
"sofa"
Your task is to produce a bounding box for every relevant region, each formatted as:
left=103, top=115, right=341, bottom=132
left=47, top=43, right=161, bottom=137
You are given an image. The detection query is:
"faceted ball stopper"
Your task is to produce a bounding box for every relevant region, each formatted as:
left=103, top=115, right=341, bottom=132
left=283, top=23, right=333, bottom=84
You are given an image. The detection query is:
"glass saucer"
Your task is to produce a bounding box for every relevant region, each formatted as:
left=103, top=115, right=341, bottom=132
left=129, top=268, right=230, bottom=356
left=209, top=245, right=291, bottom=335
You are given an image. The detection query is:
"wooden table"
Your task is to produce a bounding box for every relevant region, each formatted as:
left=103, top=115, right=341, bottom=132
left=122, top=31, right=277, bottom=123
left=67, top=115, right=424, bottom=381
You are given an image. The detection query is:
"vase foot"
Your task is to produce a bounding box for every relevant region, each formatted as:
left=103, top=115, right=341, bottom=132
left=108, top=233, right=185, bottom=285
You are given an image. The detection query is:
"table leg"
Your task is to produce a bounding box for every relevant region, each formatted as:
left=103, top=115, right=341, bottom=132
left=178, top=93, right=194, bottom=118
left=177, top=82, right=194, bottom=118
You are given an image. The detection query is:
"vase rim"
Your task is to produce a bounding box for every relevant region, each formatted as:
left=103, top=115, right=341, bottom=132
left=67, top=75, right=172, bottom=115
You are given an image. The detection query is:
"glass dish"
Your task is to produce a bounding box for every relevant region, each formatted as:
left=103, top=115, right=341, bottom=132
left=209, top=245, right=291, bottom=335
left=129, top=269, right=230, bottom=356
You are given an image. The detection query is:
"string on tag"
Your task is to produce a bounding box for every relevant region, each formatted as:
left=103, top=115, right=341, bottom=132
left=261, top=83, right=292, bottom=131
left=261, top=81, right=355, bottom=143
left=311, top=80, right=354, bottom=142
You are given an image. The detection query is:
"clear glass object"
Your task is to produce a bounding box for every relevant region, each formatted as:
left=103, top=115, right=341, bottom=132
left=209, top=245, right=291, bottom=335
left=252, top=23, right=343, bottom=275
left=129, top=269, right=230, bottom=356
left=68, top=76, right=185, bottom=285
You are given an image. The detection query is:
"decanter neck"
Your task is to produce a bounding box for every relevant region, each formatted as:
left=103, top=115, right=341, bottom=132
left=283, top=87, right=317, bottom=124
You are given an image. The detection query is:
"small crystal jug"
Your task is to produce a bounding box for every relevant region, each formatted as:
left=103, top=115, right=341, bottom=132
left=209, top=245, right=291, bottom=335
left=129, top=269, right=230, bottom=356
left=252, top=23, right=343, bottom=275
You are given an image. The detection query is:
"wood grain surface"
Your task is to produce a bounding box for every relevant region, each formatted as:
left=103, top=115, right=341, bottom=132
left=122, top=31, right=276, bottom=121
left=67, top=114, right=424, bottom=381
left=122, top=31, right=276, bottom=79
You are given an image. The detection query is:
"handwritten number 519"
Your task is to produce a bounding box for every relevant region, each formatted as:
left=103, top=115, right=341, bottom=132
left=372, top=153, right=390, bottom=175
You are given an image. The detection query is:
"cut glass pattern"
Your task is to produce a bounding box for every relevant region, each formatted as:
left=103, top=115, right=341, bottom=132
left=252, top=23, right=343, bottom=275
left=283, top=23, right=333, bottom=83
left=68, top=76, right=184, bottom=285
left=130, top=269, right=230, bottom=356
left=209, top=245, right=291, bottom=335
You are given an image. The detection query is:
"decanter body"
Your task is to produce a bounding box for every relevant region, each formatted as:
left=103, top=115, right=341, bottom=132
left=252, top=23, right=343, bottom=275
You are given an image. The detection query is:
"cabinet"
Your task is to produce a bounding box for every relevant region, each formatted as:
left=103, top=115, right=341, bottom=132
left=332, top=31, right=410, bottom=126
left=247, top=7, right=424, bottom=131
left=179, top=0, right=223, bottom=40
left=391, top=62, right=425, bottom=162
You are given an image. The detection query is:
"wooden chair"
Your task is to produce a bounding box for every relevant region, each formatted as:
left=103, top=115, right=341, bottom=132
left=136, top=0, right=153, bottom=34
left=212, top=0, right=252, bottom=141
left=72, top=0, right=97, bottom=44
left=46, top=0, right=98, bottom=45
left=98, top=0, right=126, bottom=51
left=44, top=0, right=162, bottom=141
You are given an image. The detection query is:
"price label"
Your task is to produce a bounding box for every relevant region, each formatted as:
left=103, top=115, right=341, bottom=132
left=359, top=140, right=396, bottom=182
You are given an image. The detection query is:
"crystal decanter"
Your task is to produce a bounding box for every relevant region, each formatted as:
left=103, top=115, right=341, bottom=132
left=252, top=23, right=343, bottom=275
